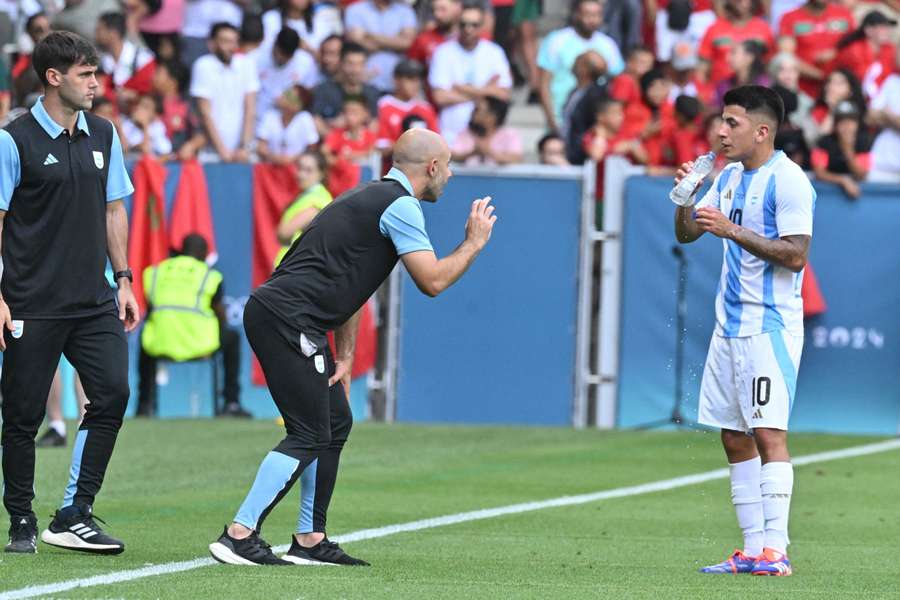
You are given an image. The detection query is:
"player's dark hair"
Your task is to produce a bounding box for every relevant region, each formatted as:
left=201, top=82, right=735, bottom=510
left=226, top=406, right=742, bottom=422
left=274, top=27, right=300, bottom=57
left=341, top=41, right=368, bottom=60
left=538, top=132, right=563, bottom=153
left=209, top=21, right=239, bottom=40
left=98, top=12, right=127, bottom=38
left=181, top=234, right=209, bottom=261
left=723, top=85, right=785, bottom=127
left=33, top=31, right=99, bottom=86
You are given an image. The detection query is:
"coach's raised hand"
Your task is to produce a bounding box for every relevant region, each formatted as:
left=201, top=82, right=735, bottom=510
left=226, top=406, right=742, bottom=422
left=465, top=196, right=497, bottom=249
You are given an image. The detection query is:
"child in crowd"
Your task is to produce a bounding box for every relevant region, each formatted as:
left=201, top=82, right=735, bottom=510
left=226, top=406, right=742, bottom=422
left=538, top=132, right=570, bottom=166
left=610, top=46, right=655, bottom=106
left=621, top=69, right=675, bottom=166
left=257, top=85, right=320, bottom=165
left=376, top=59, right=438, bottom=155
left=583, top=97, right=646, bottom=165
left=152, top=59, right=206, bottom=160
left=323, top=96, right=377, bottom=196
left=121, top=94, right=173, bottom=157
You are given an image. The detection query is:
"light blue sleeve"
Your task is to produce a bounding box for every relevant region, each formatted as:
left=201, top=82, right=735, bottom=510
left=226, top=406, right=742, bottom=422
left=602, top=38, right=625, bottom=77
left=106, top=124, right=134, bottom=202
left=379, top=196, right=434, bottom=256
left=536, top=32, right=556, bottom=71
left=0, top=129, right=21, bottom=211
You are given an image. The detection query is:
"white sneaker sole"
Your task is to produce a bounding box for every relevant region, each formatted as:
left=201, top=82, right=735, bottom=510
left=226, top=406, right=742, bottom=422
left=40, top=530, right=124, bottom=554
left=281, top=553, right=338, bottom=566
left=208, top=542, right=261, bottom=566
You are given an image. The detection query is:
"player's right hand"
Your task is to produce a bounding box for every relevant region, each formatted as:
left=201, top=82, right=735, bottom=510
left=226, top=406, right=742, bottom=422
left=674, top=161, right=694, bottom=186
left=465, top=196, right=497, bottom=249
left=0, top=299, right=12, bottom=351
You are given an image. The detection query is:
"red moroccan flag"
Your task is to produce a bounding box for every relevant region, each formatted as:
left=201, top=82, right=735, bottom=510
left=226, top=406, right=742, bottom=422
left=128, top=156, right=169, bottom=315
left=123, top=59, right=156, bottom=95
left=802, top=262, right=827, bottom=317
left=169, top=159, right=218, bottom=262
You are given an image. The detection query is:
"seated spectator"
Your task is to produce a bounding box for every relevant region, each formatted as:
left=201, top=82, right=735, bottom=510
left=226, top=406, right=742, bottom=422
left=376, top=59, right=438, bottom=154
left=867, top=59, right=900, bottom=183
left=451, top=96, right=522, bottom=165
left=769, top=51, right=816, bottom=141
left=122, top=94, right=174, bottom=157
left=654, top=0, right=716, bottom=67
left=667, top=43, right=714, bottom=105
left=12, top=12, right=49, bottom=108
left=834, top=10, right=896, bottom=100
left=812, top=100, right=872, bottom=199
left=610, top=46, right=654, bottom=107
left=324, top=96, right=377, bottom=196
left=190, top=22, right=260, bottom=162
left=698, top=0, right=774, bottom=85
left=537, top=0, right=624, bottom=132
left=429, top=3, right=512, bottom=144
left=151, top=59, right=207, bottom=160
left=262, top=0, right=344, bottom=53
left=715, top=40, right=770, bottom=106
left=778, top=0, right=855, bottom=98
left=538, top=132, right=570, bottom=165
left=311, top=41, right=382, bottom=134
left=318, top=34, right=343, bottom=82
left=275, top=150, right=333, bottom=266
left=345, top=0, right=417, bottom=92
left=257, top=86, right=320, bottom=165
left=408, top=0, right=462, bottom=65
left=583, top=98, right=646, bottom=186
left=620, top=69, right=676, bottom=166
left=139, top=233, right=249, bottom=418
left=254, top=27, right=319, bottom=127
left=562, top=50, right=609, bottom=165
left=809, top=68, right=866, bottom=142
left=96, top=12, right=156, bottom=96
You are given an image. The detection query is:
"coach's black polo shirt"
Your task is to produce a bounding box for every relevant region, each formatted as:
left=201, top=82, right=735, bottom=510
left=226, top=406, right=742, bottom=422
left=254, top=167, right=434, bottom=338
left=0, top=97, right=134, bottom=318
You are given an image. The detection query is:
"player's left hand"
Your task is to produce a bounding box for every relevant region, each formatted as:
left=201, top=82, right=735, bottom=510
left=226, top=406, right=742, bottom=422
left=117, top=284, right=141, bottom=332
left=329, top=359, right=352, bottom=399
left=694, top=207, right=737, bottom=239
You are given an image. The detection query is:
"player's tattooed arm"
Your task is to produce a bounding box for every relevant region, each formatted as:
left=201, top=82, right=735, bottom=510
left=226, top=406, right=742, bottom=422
left=694, top=206, right=810, bottom=272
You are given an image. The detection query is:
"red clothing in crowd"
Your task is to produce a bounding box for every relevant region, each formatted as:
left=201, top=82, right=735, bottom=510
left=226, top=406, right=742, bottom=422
left=655, top=0, right=714, bottom=12
left=408, top=29, right=453, bottom=64
left=376, top=96, right=439, bottom=146
left=779, top=3, right=855, bottom=97
left=620, top=101, right=677, bottom=166
left=833, top=38, right=896, bottom=97
left=325, top=127, right=377, bottom=158
left=699, top=17, right=775, bottom=83
left=161, top=96, right=190, bottom=141
left=610, top=73, right=642, bottom=105
left=667, top=123, right=707, bottom=167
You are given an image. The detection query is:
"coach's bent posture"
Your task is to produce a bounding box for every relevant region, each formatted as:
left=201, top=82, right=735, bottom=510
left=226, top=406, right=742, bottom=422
left=209, top=129, right=496, bottom=566
left=1, top=32, right=139, bottom=554
left=674, top=86, right=814, bottom=576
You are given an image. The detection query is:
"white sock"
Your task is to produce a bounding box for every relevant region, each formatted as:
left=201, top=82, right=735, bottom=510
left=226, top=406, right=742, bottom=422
left=760, top=461, right=794, bottom=555
left=730, top=456, right=764, bottom=557
left=49, top=420, right=66, bottom=437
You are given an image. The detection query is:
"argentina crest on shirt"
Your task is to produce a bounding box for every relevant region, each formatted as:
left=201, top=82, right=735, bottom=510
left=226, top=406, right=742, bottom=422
left=93, top=151, right=104, bottom=169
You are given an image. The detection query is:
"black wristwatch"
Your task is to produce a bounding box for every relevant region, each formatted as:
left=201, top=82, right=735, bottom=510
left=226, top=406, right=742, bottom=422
left=114, top=269, right=133, bottom=285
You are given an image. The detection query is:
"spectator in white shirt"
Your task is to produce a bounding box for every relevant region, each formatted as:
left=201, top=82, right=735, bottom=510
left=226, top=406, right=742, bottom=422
left=122, top=94, right=174, bottom=157
left=254, top=27, right=320, bottom=127
left=190, top=21, right=260, bottom=161
left=537, top=0, right=624, bottom=132
left=429, top=4, right=512, bottom=144
left=257, top=85, right=320, bottom=165
left=262, top=0, right=343, bottom=53
left=344, top=0, right=418, bottom=92
left=95, top=12, right=155, bottom=90
left=867, top=63, right=900, bottom=183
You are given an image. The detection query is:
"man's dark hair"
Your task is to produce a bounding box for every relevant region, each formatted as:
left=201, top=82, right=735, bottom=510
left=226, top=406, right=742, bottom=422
left=33, top=31, right=99, bottom=86
left=341, top=40, right=368, bottom=60
left=25, top=12, right=47, bottom=37
left=98, top=12, right=127, bottom=38
left=723, top=84, right=785, bottom=127
left=240, top=13, right=264, bottom=44
left=538, top=132, right=563, bottom=153
left=181, top=234, right=209, bottom=261
left=274, top=27, right=300, bottom=57
left=674, top=94, right=702, bottom=122
left=484, top=96, right=510, bottom=126
left=209, top=21, right=239, bottom=40
left=157, top=59, right=189, bottom=94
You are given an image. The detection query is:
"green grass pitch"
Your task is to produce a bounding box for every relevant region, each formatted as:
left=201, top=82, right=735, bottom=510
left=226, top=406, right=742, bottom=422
left=1, top=420, right=898, bottom=599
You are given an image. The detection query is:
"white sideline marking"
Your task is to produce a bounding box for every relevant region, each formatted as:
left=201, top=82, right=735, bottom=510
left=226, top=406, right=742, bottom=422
left=3, top=438, right=899, bottom=599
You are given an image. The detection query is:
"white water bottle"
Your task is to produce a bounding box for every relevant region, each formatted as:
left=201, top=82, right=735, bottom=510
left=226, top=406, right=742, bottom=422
left=670, top=152, right=716, bottom=207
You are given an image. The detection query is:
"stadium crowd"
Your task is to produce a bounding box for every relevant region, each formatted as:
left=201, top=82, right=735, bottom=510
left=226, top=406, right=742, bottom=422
left=0, top=0, right=898, bottom=195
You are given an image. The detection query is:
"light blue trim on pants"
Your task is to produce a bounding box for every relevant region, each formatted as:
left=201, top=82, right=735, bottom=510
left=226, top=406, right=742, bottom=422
left=61, top=430, right=88, bottom=508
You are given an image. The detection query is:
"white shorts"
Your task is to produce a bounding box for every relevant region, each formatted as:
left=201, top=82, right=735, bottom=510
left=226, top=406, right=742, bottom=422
left=697, top=330, right=803, bottom=432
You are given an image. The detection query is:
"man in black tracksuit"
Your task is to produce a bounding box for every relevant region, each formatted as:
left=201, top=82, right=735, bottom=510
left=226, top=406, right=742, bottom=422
left=208, top=128, right=498, bottom=566
left=1, top=32, right=140, bottom=554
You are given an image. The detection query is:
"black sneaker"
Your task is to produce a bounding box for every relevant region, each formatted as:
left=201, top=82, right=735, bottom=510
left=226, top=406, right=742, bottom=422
left=41, top=505, right=124, bottom=554
left=5, top=515, right=37, bottom=553
left=36, top=428, right=66, bottom=447
left=208, top=527, right=290, bottom=565
left=284, top=537, right=370, bottom=566
left=220, top=403, right=252, bottom=419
